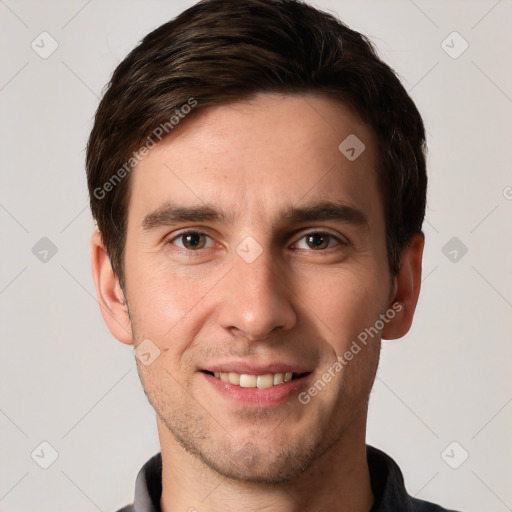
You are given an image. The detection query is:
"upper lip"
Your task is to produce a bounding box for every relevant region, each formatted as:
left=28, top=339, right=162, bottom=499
left=202, top=362, right=312, bottom=375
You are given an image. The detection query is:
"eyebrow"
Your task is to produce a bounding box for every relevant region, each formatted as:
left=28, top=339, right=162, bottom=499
left=141, top=200, right=369, bottom=231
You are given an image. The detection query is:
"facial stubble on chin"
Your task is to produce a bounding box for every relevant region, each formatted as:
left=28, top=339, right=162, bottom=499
left=136, top=364, right=318, bottom=484
left=135, top=357, right=368, bottom=486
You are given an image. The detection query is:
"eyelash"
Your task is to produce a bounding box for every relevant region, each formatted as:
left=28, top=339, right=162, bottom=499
left=167, top=230, right=348, bottom=252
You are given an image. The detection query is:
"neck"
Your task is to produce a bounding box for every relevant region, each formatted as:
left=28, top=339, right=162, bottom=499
left=157, top=415, right=374, bottom=512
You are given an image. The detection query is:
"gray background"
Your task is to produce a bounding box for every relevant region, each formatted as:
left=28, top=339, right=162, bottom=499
left=1, top=0, right=511, bottom=511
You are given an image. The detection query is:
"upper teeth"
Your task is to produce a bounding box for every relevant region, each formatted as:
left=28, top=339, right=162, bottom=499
left=213, top=371, right=294, bottom=388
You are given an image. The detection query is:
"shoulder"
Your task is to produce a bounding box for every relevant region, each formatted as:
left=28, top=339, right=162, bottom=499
left=367, top=445, right=463, bottom=512
left=410, top=496, right=462, bottom=511
left=113, top=452, right=162, bottom=512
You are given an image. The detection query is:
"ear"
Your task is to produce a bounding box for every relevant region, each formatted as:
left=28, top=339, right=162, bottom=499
left=90, top=230, right=133, bottom=345
left=382, top=232, right=424, bottom=340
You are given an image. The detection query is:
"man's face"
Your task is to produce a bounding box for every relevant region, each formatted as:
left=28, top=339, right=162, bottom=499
left=123, top=93, right=393, bottom=482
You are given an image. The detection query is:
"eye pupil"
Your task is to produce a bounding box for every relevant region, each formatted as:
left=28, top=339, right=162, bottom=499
left=306, top=233, right=329, bottom=250
left=183, top=232, right=205, bottom=249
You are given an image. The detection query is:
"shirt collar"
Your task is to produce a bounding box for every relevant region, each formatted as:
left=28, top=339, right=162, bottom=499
left=133, top=452, right=162, bottom=512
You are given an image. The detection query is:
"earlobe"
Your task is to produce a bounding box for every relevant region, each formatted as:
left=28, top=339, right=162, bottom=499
left=90, top=231, right=134, bottom=345
left=382, top=232, right=424, bottom=340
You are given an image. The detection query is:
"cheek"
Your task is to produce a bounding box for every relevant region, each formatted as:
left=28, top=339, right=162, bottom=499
left=125, top=256, right=204, bottom=341
left=299, top=264, right=387, bottom=346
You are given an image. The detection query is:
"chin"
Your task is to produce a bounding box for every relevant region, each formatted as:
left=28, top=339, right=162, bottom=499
left=174, top=426, right=323, bottom=484
left=204, top=442, right=316, bottom=484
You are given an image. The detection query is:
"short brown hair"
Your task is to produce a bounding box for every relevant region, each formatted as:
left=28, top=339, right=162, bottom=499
left=86, top=0, right=427, bottom=287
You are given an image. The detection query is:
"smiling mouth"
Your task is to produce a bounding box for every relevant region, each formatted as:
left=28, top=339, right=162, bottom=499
left=202, top=370, right=310, bottom=388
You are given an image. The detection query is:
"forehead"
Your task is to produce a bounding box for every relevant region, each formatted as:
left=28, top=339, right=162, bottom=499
left=127, top=92, right=382, bottom=229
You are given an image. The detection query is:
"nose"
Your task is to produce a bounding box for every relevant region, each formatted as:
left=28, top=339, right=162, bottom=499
left=216, top=244, right=297, bottom=341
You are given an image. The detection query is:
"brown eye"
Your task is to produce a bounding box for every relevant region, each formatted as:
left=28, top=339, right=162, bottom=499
left=170, top=231, right=211, bottom=250
left=305, top=233, right=330, bottom=250
left=295, top=231, right=344, bottom=251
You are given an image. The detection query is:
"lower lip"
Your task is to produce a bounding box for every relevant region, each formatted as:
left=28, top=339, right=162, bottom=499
left=202, top=372, right=310, bottom=407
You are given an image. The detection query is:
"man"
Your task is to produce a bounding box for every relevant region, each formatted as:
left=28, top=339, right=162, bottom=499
left=86, top=0, right=460, bottom=510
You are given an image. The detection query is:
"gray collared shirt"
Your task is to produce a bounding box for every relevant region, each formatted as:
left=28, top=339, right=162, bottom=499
left=115, top=445, right=461, bottom=512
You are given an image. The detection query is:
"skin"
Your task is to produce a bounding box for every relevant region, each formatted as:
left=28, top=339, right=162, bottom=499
left=91, top=92, right=424, bottom=512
